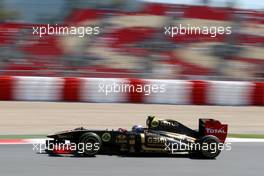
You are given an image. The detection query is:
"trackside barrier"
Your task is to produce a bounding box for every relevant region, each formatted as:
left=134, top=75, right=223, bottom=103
left=0, top=76, right=263, bottom=106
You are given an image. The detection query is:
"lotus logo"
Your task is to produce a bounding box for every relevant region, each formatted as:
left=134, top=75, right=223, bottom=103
left=206, top=127, right=226, bottom=134
left=102, top=133, right=111, bottom=142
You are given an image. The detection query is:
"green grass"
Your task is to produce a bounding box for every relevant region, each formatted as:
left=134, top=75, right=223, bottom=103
left=0, top=134, right=264, bottom=139
left=228, top=133, right=264, bottom=139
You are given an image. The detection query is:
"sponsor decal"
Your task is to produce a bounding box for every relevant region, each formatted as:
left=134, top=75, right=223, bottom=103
left=206, top=127, right=226, bottom=134
left=147, top=136, right=166, bottom=144
left=116, top=135, right=127, bottom=143
left=129, top=140, right=135, bottom=145
left=160, top=120, right=179, bottom=127
left=102, top=133, right=111, bottom=142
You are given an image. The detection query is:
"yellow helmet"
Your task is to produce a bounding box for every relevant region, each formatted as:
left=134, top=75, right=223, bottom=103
left=146, top=115, right=158, bottom=128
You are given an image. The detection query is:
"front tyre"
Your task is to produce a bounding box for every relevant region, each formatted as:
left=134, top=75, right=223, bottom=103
left=78, top=132, right=102, bottom=157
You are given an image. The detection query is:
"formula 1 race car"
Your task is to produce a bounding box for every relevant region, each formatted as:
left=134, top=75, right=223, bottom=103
left=45, top=116, right=228, bottom=159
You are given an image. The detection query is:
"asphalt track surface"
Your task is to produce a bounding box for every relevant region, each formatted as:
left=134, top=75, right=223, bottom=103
left=0, top=143, right=263, bottom=176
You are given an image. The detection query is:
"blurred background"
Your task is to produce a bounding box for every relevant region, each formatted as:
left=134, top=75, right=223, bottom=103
left=0, top=0, right=263, bottom=80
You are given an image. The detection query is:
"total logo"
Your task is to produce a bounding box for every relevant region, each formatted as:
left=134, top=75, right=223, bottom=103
left=206, top=127, right=226, bottom=134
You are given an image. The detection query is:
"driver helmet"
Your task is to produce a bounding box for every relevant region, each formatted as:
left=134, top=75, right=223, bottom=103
left=147, top=115, right=160, bottom=128
left=146, top=115, right=155, bottom=126
left=132, top=125, right=144, bottom=133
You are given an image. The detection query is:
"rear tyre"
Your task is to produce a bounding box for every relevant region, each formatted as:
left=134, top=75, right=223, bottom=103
left=198, top=135, right=221, bottom=159
left=78, top=132, right=102, bottom=157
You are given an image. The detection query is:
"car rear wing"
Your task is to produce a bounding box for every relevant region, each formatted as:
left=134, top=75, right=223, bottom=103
left=199, top=119, right=228, bottom=143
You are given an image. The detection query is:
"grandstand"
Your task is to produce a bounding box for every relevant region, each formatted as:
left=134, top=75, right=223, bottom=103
left=0, top=0, right=263, bottom=80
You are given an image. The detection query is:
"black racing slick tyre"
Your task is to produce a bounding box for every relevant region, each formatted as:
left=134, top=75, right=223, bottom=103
left=78, top=132, right=102, bottom=157
left=198, top=135, right=221, bottom=159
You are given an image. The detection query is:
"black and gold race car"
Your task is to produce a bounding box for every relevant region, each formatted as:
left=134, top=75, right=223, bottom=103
left=45, top=116, right=228, bottom=159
